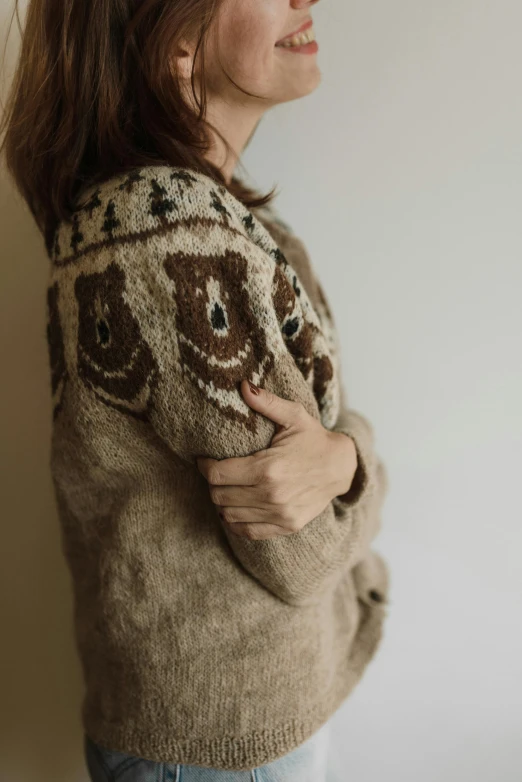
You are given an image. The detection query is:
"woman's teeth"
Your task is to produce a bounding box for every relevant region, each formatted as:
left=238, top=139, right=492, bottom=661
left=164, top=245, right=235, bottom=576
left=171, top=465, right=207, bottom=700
left=276, top=27, right=315, bottom=48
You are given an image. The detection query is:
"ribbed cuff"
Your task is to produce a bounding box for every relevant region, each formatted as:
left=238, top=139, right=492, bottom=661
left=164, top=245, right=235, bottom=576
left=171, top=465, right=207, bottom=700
left=331, top=408, right=378, bottom=509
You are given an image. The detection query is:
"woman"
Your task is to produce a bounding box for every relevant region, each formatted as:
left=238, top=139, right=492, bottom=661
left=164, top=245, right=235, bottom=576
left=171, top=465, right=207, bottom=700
left=1, top=0, right=390, bottom=780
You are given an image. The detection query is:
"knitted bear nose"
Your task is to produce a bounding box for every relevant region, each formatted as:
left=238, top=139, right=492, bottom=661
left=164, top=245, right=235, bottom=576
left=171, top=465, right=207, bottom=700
left=368, top=589, right=383, bottom=603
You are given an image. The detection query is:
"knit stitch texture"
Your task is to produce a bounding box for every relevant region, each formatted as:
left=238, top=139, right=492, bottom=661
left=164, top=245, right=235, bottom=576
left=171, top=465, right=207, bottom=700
left=45, top=164, right=390, bottom=771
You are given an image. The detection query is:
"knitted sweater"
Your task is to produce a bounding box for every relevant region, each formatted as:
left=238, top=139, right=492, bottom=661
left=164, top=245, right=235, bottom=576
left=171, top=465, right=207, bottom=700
left=45, top=164, right=390, bottom=771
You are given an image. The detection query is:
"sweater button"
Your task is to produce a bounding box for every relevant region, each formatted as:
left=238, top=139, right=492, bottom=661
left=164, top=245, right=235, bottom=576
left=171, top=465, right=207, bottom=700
left=368, top=589, right=383, bottom=603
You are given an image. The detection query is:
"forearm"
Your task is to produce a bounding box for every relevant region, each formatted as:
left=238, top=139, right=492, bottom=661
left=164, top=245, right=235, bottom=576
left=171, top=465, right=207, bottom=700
left=217, top=401, right=387, bottom=606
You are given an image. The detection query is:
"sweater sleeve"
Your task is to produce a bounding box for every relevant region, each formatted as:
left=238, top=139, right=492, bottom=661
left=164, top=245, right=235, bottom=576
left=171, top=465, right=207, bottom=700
left=126, top=208, right=387, bottom=605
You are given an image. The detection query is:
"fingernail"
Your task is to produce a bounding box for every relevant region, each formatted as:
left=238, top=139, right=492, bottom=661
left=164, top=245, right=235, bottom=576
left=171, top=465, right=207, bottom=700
left=248, top=380, right=260, bottom=395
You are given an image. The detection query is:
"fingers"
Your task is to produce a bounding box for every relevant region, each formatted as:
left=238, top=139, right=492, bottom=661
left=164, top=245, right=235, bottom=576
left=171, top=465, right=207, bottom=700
left=196, top=453, right=266, bottom=486
left=240, top=379, right=307, bottom=429
left=215, top=504, right=281, bottom=526
left=218, top=499, right=315, bottom=538
left=209, top=482, right=281, bottom=507
left=215, top=504, right=304, bottom=538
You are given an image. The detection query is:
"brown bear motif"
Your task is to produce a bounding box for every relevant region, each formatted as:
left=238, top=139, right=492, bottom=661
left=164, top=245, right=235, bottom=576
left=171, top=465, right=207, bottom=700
left=271, top=263, right=335, bottom=416
left=162, top=248, right=276, bottom=428
left=271, top=263, right=314, bottom=379
left=163, top=247, right=335, bottom=425
left=74, top=262, right=159, bottom=420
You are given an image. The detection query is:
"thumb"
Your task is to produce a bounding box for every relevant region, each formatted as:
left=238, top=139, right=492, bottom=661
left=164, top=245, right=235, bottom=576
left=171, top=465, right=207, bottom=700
left=240, top=378, right=302, bottom=428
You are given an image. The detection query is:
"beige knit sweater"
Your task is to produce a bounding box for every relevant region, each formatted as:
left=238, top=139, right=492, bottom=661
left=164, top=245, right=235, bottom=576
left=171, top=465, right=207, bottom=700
left=45, top=164, right=390, bottom=771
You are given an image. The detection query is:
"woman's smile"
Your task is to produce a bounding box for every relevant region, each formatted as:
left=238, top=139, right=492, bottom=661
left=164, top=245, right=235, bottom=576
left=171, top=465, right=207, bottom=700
left=275, top=18, right=319, bottom=55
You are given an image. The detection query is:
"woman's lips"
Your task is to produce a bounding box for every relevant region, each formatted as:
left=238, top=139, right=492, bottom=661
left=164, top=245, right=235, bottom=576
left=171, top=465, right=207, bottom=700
left=275, top=18, right=313, bottom=45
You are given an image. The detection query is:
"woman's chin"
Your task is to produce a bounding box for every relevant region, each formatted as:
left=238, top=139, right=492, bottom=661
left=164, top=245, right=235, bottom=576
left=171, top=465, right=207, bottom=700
left=275, top=70, right=322, bottom=104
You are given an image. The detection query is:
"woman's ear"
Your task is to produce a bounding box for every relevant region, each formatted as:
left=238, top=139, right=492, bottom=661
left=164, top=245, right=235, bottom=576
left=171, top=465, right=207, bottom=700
left=169, top=40, right=197, bottom=84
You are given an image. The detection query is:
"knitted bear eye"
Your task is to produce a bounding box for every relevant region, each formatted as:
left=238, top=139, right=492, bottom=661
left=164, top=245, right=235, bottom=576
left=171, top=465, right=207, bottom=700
left=96, top=318, right=111, bottom=346
left=282, top=317, right=300, bottom=337
left=74, top=261, right=158, bottom=420
left=210, top=300, right=227, bottom=332
left=205, top=278, right=229, bottom=335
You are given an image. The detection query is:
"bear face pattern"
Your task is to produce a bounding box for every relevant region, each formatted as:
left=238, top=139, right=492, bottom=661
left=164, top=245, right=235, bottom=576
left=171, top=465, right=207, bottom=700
left=252, top=210, right=338, bottom=422
left=272, top=263, right=335, bottom=418
left=162, top=246, right=336, bottom=428
left=272, top=262, right=315, bottom=380
left=162, top=248, right=276, bottom=428
left=74, top=261, right=159, bottom=420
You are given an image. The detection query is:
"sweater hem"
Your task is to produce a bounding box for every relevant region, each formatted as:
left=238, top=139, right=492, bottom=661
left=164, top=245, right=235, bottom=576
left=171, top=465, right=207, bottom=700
left=82, top=599, right=387, bottom=772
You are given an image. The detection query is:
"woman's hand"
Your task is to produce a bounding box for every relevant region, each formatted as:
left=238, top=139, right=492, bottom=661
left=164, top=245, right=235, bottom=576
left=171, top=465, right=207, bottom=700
left=196, top=379, right=358, bottom=540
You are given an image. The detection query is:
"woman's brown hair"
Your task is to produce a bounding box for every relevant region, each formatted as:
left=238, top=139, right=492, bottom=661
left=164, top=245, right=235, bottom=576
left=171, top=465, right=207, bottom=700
left=0, top=0, right=279, bottom=257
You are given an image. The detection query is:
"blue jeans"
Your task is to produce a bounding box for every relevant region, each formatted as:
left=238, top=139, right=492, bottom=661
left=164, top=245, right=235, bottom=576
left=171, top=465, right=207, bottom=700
left=84, top=719, right=332, bottom=782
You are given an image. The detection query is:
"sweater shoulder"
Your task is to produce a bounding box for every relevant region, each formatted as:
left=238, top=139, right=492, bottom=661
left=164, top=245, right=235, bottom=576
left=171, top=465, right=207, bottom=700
left=49, top=164, right=267, bottom=267
left=45, top=164, right=342, bottom=428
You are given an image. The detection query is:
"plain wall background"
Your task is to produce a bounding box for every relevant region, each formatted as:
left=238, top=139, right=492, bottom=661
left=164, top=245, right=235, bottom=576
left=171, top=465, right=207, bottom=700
left=1, top=1, right=521, bottom=780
